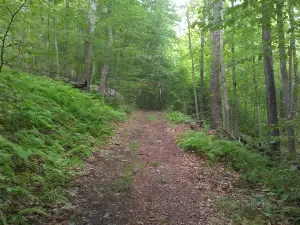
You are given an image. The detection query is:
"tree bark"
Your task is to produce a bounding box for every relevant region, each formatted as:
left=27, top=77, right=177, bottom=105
left=47, top=15, right=52, bottom=76
left=82, top=0, right=96, bottom=90
left=99, top=26, right=114, bottom=94
left=231, top=0, right=238, bottom=137
left=253, top=57, right=261, bottom=136
left=262, top=0, right=280, bottom=153
left=287, top=6, right=298, bottom=154
left=276, top=1, right=289, bottom=119
left=53, top=17, right=60, bottom=77
left=186, top=4, right=199, bottom=119
left=199, top=0, right=206, bottom=120
left=64, top=0, right=70, bottom=76
left=210, top=0, right=221, bottom=129
left=220, top=4, right=230, bottom=133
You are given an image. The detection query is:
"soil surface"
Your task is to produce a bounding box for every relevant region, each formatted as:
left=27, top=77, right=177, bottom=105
left=47, top=110, right=243, bottom=225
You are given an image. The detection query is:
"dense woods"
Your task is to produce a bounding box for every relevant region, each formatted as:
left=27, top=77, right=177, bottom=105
left=1, top=0, right=300, bottom=224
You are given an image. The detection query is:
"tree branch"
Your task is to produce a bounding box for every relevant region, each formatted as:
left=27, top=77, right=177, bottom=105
left=0, top=0, right=27, bottom=72
left=4, top=0, right=13, bottom=16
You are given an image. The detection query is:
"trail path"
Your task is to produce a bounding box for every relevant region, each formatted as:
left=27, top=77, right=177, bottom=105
left=66, top=110, right=240, bottom=225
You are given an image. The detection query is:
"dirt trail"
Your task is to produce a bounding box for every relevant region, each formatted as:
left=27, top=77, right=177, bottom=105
left=66, top=110, right=239, bottom=225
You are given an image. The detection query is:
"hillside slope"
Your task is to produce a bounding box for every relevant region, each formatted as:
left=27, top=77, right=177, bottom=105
left=0, top=69, right=125, bottom=224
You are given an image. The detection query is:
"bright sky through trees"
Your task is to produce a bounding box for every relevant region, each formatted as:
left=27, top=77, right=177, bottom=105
left=172, top=0, right=188, bottom=6
left=172, top=0, right=188, bottom=36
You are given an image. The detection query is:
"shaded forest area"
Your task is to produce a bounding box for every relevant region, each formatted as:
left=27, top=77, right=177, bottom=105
left=1, top=0, right=300, bottom=224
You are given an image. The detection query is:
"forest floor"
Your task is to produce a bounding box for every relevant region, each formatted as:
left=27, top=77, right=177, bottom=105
left=44, top=110, right=251, bottom=225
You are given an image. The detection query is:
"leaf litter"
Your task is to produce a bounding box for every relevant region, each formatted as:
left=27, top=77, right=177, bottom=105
left=38, top=110, right=257, bottom=225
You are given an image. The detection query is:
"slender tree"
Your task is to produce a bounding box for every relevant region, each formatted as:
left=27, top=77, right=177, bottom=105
left=230, top=0, right=238, bottom=137
left=0, top=0, right=27, bottom=72
left=199, top=0, right=207, bottom=119
left=187, top=3, right=199, bottom=119
left=53, top=16, right=60, bottom=77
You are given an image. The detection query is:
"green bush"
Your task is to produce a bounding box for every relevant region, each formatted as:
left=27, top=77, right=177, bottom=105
left=166, top=111, right=192, bottom=124
left=178, top=131, right=300, bottom=223
left=0, top=69, right=125, bottom=224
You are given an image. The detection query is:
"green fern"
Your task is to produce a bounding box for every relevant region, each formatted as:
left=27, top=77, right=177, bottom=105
left=0, top=70, right=127, bottom=224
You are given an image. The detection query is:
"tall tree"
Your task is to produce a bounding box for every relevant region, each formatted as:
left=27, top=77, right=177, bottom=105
left=63, top=0, right=70, bottom=76
left=210, top=0, right=221, bottom=129
left=220, top=2, right=230, bottom=133
left=82, top=0, right=96, bottom=90
left=230, top=0, right=238, bottom=137
left=199, top=0, right=207, bottom=119
left=261, top=0, right=280, bottom=153
left=187, top=3, right=199, bottom=119
left=99, top=26, right=113, bottom=94
left=287, top=5, right=298, bottom=154
left=276, top=0, right=289, bottom=119
left=53, top=16, right=60, bottom=77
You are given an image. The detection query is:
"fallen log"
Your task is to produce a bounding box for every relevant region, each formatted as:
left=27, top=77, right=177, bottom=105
left=71, top=80, right=87, bottom=90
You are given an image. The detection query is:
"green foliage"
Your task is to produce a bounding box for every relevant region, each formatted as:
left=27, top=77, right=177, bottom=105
left=0, top=69, right=125, bottom=224
left=218, top=197, right=266, bottom=224
left=128, top=141, right=138, bottom=151
left=178, top=131, right=300, bottom=223
left=166, top=111, right=192, bottom=124
left=147, top=114, right=157, bottom=122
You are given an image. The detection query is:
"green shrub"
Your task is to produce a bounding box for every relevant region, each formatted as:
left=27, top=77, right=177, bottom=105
left=166, top=111, right=192, bottom=124
left=0, top=69, right=125, bottom=224
left=178, top=131, right=300, bottom=223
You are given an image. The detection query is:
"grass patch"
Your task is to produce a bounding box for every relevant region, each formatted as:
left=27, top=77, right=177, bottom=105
left=166, top=111, right=192, bottom=124
left=150, top=162, right=160, bottom=167
left=178, top=131, right=300, bottom=224
left=113, top=165, right=134, bottom=192
left=128, top=140, right=138, bottom=151
left=147, top=114, right=157, bottom=122
left=218, top=197, right=266, bottom=224
left=0, top=69, right=126, bottom=224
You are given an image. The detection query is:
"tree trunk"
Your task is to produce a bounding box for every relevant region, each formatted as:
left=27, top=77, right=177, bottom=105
left=186, top=4, right=199, bottom=119
left=220, top=10, right=230, bottom=132
left=287, top=6, right=298, bottom=154
left=199, top=0, right=206, bottom=119
left=53, top=17, right=60, bottom=77
left=276, top=1, right=289, bottom=119
left=47, top=15, right=52, bottom=76
left=18, top=28, right=25, bottom=69
left=64, top=0, right=70, bottom=76
left=99, top=63, right=109, bottom=94
left=253, top=58, right=261, bottom=136
left=99, top=26, right=114, bottom=94
left=82, top=0, right=96, bottom=90
left=210, top=0, right=221, bottom=129
left=231, top=1, right=238, bottom=137
left=262, top=0, right=280, bottom=153
left=0, top=0, right=27, bottom=72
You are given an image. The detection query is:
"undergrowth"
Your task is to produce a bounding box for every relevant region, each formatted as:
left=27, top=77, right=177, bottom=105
left=178, top=131, right=300, bottom=224
left=166, top=111, right=192, bottom=124
left=0, top=69, right=126, bottom=224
